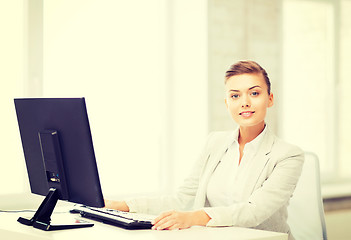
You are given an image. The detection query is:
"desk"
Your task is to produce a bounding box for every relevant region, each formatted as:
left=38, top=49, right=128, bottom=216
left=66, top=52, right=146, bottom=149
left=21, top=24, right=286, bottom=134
left=0, top=211, right=287, bottom=240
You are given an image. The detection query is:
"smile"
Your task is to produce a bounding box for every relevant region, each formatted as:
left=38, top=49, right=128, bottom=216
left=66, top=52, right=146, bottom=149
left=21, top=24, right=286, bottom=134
left=239, top=111, right=255, bottom=117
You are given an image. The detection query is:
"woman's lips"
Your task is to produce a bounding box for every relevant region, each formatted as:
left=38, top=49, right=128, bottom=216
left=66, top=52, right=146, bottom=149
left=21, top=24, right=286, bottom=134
left=240, top=111, right=255, bottom=117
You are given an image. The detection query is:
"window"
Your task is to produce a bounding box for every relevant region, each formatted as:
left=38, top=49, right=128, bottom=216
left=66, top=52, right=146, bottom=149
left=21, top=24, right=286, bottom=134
left=43, top=0, right=166, bottom=195
left=282, top=0, right=351, bottom=183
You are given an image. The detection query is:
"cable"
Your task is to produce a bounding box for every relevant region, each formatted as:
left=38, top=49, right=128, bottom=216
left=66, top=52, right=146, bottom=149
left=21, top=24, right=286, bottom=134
left=0, top=209, right=36, bottom=213
left=0, top=209, right=68, bottom=214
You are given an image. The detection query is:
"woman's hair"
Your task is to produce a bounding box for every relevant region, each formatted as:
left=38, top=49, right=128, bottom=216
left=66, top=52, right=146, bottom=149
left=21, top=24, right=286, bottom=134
left=225, top=60, right=271, bottom=94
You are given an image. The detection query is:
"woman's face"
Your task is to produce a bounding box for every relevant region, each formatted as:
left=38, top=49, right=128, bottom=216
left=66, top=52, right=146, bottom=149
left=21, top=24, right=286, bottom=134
left=225, top=73, right=273, bottom=128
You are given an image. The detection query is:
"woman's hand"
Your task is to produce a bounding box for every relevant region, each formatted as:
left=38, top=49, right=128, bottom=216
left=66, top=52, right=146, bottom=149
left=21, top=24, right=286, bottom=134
left=104, top=199, right=130, bottom=212
left=152, top=210, right=211, bottom=230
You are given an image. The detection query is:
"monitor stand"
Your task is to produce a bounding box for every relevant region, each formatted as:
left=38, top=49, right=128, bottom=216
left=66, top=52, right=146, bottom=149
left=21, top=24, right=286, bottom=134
left=17, top=188, right=94, bottom=231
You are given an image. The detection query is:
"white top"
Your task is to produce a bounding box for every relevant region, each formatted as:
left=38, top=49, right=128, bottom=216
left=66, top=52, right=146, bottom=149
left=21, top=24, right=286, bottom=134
left=206, top=126, right=267, bottom=207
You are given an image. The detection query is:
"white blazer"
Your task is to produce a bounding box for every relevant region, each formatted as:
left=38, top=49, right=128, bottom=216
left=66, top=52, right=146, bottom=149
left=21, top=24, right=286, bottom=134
left=127, top=128, right=304, bottom=240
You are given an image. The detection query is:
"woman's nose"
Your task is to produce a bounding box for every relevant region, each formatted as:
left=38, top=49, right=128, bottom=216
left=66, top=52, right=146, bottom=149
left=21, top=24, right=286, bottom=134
left=242, top=103, right=250, bottom=108
left=241, top=95, right=251, bottom=108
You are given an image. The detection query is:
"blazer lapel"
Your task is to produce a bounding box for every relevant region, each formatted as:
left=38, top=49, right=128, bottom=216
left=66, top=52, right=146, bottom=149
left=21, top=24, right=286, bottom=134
left=241, top=129, right=276, bottom=199
left=194, top=131, right=235, bottom=208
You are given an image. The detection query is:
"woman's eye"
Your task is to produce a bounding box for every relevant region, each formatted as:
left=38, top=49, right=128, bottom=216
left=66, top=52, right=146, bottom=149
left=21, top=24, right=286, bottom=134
left=251, top=91, right=259, bottom=96
left=231, top=94, right=239, bottom=99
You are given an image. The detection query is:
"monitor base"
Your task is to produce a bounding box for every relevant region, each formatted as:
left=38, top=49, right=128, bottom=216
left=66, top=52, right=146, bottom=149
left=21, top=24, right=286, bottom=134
left=17, top=188, right=94, bottom=231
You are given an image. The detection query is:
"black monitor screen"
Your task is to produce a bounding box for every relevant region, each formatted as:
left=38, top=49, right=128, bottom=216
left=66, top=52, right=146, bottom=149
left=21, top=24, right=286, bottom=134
left=14, top=98, right=104, bottom=208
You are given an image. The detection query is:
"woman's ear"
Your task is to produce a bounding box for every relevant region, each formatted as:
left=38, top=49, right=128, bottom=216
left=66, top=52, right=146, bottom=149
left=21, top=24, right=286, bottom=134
left=268, top=93, right=274, bottom=108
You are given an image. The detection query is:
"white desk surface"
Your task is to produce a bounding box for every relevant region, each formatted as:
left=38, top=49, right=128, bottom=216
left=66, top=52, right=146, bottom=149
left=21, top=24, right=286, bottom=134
left=0, top=210, right=288, bottom=240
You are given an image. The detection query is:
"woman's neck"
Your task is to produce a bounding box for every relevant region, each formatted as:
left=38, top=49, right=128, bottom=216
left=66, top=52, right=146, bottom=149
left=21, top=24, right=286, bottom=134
left=238, top=122, right=266, bottom=145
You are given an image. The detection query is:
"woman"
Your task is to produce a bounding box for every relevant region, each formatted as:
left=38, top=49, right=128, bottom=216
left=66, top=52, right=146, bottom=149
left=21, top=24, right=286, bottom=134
left=106, top=60, right=304, bottom=240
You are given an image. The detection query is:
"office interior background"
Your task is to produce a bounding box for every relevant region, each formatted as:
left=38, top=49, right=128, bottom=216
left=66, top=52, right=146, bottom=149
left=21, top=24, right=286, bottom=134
left=1, top=0, right=351, bottom=239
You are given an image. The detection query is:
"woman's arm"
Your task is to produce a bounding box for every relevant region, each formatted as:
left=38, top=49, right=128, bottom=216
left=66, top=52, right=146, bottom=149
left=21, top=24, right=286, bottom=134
left=104, top=199, right=212, bottom=230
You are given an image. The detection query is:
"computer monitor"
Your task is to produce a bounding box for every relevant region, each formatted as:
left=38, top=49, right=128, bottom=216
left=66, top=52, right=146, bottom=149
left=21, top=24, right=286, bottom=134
left=14, top=98, right=105, bottom=231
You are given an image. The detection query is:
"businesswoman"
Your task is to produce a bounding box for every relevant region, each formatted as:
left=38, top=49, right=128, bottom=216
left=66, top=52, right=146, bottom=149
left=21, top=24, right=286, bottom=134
left=106, top=60, right=304, bottom=240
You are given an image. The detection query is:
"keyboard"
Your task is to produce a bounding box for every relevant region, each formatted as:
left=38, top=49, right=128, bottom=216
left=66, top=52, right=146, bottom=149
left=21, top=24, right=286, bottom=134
left=71, top=205, right=156, bottom=230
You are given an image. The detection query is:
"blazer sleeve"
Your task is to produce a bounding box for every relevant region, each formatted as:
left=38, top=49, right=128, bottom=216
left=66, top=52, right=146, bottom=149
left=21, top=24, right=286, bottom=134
left=125, top=132, right=216, bottom=215
left=203, top=142, right=305, bottom=227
